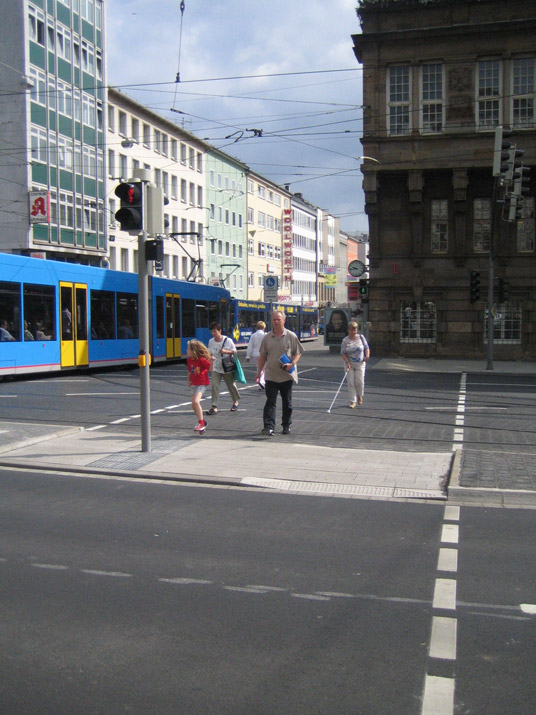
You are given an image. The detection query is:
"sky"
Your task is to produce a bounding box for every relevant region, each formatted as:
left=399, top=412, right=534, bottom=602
left=106, top=1, right=366, bottom=233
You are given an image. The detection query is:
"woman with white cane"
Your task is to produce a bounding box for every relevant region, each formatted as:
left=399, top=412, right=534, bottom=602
left=341, top=321, right=370, bottom=407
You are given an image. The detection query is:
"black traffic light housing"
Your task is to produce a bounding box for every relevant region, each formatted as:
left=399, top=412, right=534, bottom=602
left=115, top=181, right=143, bottom=233
left=359, top=278, right=368, bottom=296
left=498, top=278, right=510, bottom=304
left=470, top=270, right=480, bottom=304
left=145, top=236, right=164, bottom=262
left=492, top=126, right=513, bottom=178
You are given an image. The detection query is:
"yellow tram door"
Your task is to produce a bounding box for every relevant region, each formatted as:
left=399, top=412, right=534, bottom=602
left=165, top=293, right=181, bottom=358
left=60, top=282, right=88, bottom=368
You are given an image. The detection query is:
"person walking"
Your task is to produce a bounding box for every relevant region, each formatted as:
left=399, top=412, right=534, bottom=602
left=206, top=322, right=240, bottom=415
left=341, top=321, right=370, bottom=407
left=256, top=310, right=304, bottom=436
left=245, top=320, right=266, bottom=389
left=186, top=340, right=211, bottom=434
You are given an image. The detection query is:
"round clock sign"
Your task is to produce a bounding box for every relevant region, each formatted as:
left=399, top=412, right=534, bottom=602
left=348, top=260, right=366, bottom=278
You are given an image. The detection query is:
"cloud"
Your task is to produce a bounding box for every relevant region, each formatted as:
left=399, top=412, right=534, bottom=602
left=106, top=0, right=367, bottom=232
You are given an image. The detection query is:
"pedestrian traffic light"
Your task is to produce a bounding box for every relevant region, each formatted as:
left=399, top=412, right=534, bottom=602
left=469, top=270, right=480, bottom=304
left=498, top=278, right=510, bottom=304
left=359, top=279, right=368, bottom=296
left=115, top=181, right=143, bottom=232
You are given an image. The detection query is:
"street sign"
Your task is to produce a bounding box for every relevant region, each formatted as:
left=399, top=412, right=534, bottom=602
left=264, top=275, right=278, bottom=302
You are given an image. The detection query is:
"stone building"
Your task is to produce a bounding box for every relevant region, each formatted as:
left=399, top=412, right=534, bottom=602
left=353, top=0, right=536, bottom=359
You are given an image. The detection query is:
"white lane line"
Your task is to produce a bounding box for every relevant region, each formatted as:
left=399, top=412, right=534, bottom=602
left=429, top=616, right=457, bottom=660
left=158, top=577, right=212, bottom=585
left=110, top=417, right=132, bottom=424
left=80, top=569, right=132, bottom=578
left=247, top=585, right=288, bottom=592
left=66, top=392, right=138, bottom=396
left=224, top=586, right=268, bottom=594
left=437, top=548, right=458, bottom=573
left=291, top=593, right=331, bottom=601
left=31, top=563, right=69, bottom=570
left=315, top=591, right=356, bottom=598
left=0, top=396, right=17, bottom=399
left=433, top=579, right=457, bottom=611
left=422, top=674, right=454, bottom=715
left=86, top=425, right=107, bottom=431
left=520, top=603, right=536, bottom=615
left=441, top=523, right=459, bottom=544
left=444, top=506, right=460, bottom=522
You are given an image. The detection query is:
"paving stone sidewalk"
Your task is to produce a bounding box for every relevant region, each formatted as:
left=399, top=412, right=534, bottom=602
left=460, top=450, right=536, bottom=491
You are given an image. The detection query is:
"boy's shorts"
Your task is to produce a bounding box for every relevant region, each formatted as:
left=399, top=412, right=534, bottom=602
left=191, top=385, right=207, bottom=395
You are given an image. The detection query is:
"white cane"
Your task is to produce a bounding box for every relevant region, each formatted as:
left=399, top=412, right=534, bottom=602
left=327, top=371, right=348, bottom=414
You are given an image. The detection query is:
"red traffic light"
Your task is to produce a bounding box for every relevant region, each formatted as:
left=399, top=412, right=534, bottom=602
left=115, top=182, right=142, bottom=204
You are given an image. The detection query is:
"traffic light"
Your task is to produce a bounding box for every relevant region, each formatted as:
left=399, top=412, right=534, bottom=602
left=145, top=236, right=164, bottom=263
left=498, top=278, right=510, bottom=304
left=503, top=146, right=524, bottom=188
left=469, top=270, right=480, bottom=304
left=492, top=126, right=513, bottom=178
left=359, top=278, right=368, bottom=296
left=115, top=181, right=143, bottom=232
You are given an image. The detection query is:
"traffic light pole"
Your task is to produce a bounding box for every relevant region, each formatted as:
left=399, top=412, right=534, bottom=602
left=486, top=176, right=500, bottom=371
left=136, top=174, right=152, bottom=452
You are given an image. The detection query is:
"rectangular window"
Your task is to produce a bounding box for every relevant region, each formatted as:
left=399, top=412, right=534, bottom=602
left=484, top=304, right=522, bottom=344
left=421, top=64, right=443, bottom=133
left=28, top=7, right=45, bottom=46
left=512, top=57, right=535, bottom=129
left=431, top=199, right=448, bottom=253
left=400, top=301, right=437, bottom=343
left=388, top=66, right=411, bottom=135
left=258, top=242, right=266, bottom=257
left=517, top=197, right=535, bottom=252
left=117, top=293, right=138, bottom=339
left=258, top=185, right=265, bottom=199
left=90, top=290, right=115, bottom=339
left=143, top=124, right=151, bottom=147
left=248, top=239, right=254, bottom=255
left=474, top=199, right=491, bottom=252
left=477, top=60, right=500, bottom=129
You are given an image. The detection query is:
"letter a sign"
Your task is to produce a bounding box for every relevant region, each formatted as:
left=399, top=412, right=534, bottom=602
left=29, top=190, right=50, bottom=224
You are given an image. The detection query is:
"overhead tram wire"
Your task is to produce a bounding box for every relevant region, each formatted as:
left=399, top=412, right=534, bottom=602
left=172, top=0, right=186, bottom=111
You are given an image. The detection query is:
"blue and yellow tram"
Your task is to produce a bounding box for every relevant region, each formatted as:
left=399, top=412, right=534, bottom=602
left=229, top=298, right=318, bottom=346
left=0, top=253, right=230, bottom=377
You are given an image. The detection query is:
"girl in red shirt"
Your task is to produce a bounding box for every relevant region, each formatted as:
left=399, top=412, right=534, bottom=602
left=187, top=340, right=212, bottom=434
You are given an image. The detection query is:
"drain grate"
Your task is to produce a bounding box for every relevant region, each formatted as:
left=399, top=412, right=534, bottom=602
left=88, top=438, right=193, bottom=471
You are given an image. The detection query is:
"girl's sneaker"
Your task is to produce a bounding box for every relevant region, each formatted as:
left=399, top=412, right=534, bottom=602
left=194, top=420, right=207, bottom=434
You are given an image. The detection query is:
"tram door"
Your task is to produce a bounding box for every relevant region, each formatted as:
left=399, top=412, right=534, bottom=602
left=60, top=282, right=89, bottom=368
left=165, top=293, right=181, bottom=358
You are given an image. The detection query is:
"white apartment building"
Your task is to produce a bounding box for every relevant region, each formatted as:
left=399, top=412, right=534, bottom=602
left=289, top=194, right=319, bottom=306
left=107, top=88, right=207, bottom=280
left=246, top=172, right=291, bottom=301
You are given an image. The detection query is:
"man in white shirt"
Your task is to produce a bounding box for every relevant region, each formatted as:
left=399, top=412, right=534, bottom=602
left=256, top=311, right=304, bottom=436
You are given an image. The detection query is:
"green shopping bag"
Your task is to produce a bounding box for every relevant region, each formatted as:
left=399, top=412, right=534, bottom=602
left=234, top=357, right=246, bottom=384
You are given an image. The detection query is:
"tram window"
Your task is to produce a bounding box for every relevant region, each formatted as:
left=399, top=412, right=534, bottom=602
left=0, top=281, right=21, bottom=341
left=117, top=292, right=138, bottom=339
left=155, top=296, right=165, bottom=339
left=195, top=301, right=209, bottom=329
left=208, top=301, right=220, bottom=326
left=90, top=290, right=115, bottom=339
left=23, top=283, right=55, bottom=341
left=182, top=298, right=195, bottom=337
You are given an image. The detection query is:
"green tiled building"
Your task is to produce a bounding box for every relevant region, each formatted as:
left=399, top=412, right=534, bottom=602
left=0, top=0, right=106, bottom=262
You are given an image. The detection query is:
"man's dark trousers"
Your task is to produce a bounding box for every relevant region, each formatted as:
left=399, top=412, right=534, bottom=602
left=263, top=379, right=293, bottom=430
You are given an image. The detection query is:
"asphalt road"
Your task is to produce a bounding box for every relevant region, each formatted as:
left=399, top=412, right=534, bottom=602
left=1, top=471, right=534, bottom=714
left=2, top=356, right=535, bottom=454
